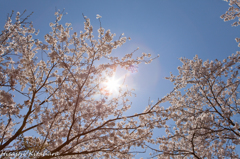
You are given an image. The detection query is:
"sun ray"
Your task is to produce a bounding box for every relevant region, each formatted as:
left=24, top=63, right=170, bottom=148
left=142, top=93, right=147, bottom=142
left=101, top=75, right=122, bottom=96
left=106, top=76, right=120, bottom=92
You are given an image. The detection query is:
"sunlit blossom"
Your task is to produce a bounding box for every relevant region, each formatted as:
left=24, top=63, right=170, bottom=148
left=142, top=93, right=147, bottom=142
left=96, top=14, right=102, bottom=19
left=0, top=10, right=156, bottom=159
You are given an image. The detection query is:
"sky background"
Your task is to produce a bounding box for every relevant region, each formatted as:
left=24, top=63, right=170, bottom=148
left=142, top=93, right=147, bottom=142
left=0, top=0, right=239, bottom=158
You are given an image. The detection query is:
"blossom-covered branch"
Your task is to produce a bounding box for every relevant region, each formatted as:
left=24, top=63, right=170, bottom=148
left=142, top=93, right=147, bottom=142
left=0, top=11, right=159, bottom=158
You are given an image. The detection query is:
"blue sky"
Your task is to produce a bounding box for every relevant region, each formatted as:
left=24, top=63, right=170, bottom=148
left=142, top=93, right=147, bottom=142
left=0, top=0, right=237, bottom=107
left=0, top=0, right=239, bottom=158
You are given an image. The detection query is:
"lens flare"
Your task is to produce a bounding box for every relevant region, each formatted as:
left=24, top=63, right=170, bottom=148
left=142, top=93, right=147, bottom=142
left=106, top=76, right=120, bottom=92
left=101, top=76, right=121, bottom=95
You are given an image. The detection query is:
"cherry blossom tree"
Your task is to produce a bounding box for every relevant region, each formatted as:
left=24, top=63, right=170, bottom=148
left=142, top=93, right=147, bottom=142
left=148, top=54, right=240, bottom=158
left=146, top=1, right=240, bottom=158
left=0, top=10, right=159, bottom=158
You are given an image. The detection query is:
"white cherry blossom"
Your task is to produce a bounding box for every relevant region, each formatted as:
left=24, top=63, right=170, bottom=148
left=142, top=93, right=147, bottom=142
left=0, top=10, right=157, bottom=158
left=145, top=1, right=240, bottom=158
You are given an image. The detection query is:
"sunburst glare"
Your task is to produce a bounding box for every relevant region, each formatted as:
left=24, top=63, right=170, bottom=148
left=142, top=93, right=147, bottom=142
left=101, top=75, right=122, bottom=96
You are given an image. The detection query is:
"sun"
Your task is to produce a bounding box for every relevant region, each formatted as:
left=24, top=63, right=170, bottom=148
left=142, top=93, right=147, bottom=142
left=106, top=76, right=120, bottom=93
left=101, top=76, right=121, bottom=95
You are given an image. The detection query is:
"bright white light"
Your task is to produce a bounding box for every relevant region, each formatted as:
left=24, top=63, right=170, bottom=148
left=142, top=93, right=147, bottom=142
left=101, top=76, right=121, bottom=95
left=105, top=76, right=120, bottom=93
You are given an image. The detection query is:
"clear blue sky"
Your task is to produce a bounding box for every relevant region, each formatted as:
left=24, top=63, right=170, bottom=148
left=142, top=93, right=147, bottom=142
left=0, top=0, right=239, bottom=158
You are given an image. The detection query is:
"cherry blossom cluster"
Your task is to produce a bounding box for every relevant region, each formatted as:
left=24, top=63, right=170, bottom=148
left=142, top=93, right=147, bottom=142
left=144, top=1, right=240, bottom=157
left=153, top=54, right=240, bottom=158
left=0, top=10, right=157, bottom=158
left=221, top=0, right=240, bottom=48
